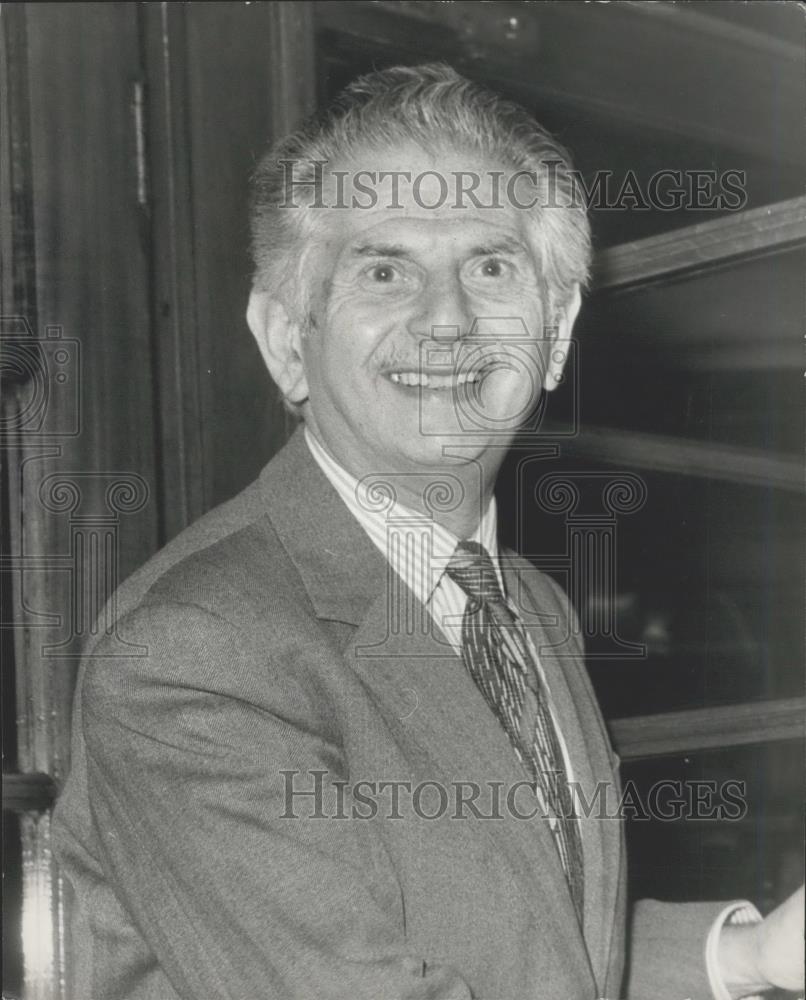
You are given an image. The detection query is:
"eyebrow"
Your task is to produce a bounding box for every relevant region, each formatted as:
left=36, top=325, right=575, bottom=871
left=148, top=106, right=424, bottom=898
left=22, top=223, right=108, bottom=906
left=469, top=238, right=528, bottom=257
left=350, top=237, right=528, bottom=259
left=350, top=243, right=410, bottom=259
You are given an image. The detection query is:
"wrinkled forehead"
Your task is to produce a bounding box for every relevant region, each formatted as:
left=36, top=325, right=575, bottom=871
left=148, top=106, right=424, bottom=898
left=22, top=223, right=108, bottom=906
left=292, top=141, right=548, bottom=267
left=302, top=141, right=544, bottom=217
left=325, top=217, right=536, bottom=274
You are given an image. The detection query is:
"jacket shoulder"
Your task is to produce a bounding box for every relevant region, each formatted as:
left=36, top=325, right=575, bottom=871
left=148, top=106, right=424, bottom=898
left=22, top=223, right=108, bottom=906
left=142, top=514, right=311, bottom=631
left=104, top=476, right=268, bottom=633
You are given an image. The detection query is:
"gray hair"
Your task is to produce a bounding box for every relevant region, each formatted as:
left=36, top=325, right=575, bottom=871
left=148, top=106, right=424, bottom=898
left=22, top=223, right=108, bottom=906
left=250, top=63, right=591, bottom=323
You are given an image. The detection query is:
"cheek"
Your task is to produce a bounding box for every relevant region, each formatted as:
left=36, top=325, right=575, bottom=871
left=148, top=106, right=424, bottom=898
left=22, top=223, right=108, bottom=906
left=517, top=297, right=547, bottom=340
left=515, top=301, right=551, bottom=383
left=321, top=298, right=400, bottom=365
left=479, top=300, right=548, bottom=403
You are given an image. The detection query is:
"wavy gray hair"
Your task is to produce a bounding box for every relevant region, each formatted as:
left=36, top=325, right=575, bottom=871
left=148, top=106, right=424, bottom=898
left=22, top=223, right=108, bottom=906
left=249, top=63, right=591, bottom=324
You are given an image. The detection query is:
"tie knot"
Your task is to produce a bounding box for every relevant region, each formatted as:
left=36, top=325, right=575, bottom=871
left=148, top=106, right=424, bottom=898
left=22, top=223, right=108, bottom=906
left=446, top=540, right=505, bottom=607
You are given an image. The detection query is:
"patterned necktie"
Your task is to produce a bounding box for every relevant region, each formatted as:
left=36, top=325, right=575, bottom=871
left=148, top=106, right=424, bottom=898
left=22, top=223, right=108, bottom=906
left=446, top=540, right=584, bottom=921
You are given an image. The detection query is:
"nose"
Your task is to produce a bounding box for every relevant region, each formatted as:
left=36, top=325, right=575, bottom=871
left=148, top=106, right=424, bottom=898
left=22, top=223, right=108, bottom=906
left=407, top=269, right=473, bottom=342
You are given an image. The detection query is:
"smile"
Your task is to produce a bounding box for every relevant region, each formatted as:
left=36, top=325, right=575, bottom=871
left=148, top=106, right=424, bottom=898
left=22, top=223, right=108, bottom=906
left=386, top=371, right=482, bottom=389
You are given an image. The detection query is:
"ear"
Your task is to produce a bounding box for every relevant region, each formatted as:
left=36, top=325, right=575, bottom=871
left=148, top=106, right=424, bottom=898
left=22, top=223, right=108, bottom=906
left=246, top=291, right=309, bottom=405
left=543, top=284, right=582, bottom=392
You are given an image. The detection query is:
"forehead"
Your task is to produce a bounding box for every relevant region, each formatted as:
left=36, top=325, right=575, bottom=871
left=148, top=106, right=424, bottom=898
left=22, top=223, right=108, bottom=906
left=307, top=141, right=541, bottom=261
left=338, top=217, right=533, bottom=265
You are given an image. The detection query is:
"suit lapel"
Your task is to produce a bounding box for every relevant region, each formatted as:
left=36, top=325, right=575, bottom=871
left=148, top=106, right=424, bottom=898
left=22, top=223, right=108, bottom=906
left=258, top=427, right=389, bottom=625
left=505, top=553, right=623, bottom=991
left=346, top=576, right=595, bottom=983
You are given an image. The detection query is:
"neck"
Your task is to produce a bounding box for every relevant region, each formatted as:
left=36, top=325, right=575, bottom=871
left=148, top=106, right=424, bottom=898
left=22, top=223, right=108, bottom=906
left=305, top=425, right=503, bottom=541
left=359, top=446, right=502, bottom=541
left=411, top=451, right=501, bottom=539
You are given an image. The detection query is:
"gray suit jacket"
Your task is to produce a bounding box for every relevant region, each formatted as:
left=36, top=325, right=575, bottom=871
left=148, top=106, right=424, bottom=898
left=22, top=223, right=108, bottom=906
left=55, top=427, right=726, bottom=999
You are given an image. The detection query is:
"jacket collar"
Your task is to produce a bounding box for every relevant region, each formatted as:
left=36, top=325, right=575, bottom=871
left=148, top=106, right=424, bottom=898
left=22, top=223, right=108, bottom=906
left=258, top=425, right=389, bottom=625
left=503, top=556, right=623, bottom=991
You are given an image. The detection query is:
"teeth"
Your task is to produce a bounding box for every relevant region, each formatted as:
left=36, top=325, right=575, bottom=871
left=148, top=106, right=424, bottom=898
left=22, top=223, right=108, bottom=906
left=388, top=371, right=481, bottom=388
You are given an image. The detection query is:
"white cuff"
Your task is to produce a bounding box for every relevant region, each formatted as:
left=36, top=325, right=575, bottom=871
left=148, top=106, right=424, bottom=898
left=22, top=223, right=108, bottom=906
left=705, top=900, right=763, bottom=1000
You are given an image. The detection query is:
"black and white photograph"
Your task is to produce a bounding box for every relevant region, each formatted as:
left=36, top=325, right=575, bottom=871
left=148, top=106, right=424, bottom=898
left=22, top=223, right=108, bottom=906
left=1, top=3, right=804, bottom=999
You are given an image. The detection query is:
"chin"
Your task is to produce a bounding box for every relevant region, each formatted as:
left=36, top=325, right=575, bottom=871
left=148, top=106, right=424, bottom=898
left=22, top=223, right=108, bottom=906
left=400, top=433, right=490, bottom=469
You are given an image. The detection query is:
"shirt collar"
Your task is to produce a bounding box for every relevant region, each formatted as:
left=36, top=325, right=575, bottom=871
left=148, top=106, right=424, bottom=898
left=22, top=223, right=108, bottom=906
left=304, top=427, right=500, bottom=607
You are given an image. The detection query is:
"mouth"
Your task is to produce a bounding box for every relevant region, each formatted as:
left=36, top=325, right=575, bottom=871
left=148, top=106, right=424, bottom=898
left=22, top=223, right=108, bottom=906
left=384, top=369, right=483, bottom=390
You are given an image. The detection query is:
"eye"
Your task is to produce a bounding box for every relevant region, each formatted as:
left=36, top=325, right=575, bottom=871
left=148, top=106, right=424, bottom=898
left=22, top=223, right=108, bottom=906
left=369, top=264, right=398, bottom=283
left=481, top=258, right=505, bottom=277
left=472, top=256, right=516, bottom=281
left=358, top=260, right=418, bottom=294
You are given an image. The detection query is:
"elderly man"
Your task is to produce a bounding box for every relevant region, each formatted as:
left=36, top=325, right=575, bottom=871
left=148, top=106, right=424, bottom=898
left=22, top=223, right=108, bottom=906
left=55, top=64, right=802, bottom=1000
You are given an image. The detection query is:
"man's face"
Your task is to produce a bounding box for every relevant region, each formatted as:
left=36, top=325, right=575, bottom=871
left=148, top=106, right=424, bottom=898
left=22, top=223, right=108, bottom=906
left=288, top=145, right=568, bottom=480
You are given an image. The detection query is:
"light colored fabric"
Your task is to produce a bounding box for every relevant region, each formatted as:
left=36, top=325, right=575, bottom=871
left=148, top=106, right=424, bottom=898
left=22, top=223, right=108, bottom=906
left=304, top=425, right=501, bottom=642
left=705, top=902, right=763, bottom=1000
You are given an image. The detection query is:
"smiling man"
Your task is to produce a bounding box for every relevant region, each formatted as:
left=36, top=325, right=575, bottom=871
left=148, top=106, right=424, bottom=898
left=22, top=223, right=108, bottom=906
left=55, top=64, right=802, bottom=1000
left=247, top=137, right=579, bottom=538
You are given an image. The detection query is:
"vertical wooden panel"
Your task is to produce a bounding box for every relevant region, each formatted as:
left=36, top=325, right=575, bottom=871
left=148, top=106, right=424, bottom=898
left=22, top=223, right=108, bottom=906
left=141, top=3, right=207, bottom=540
left=268, top=1, right=316, bottom=136
left=144, top=2, right=313, bottom=516
left=183, top=1, right=300, bottom=508
left=3, top=5, right=161, bottom=997
left=25, top=0, right=160, bottom=587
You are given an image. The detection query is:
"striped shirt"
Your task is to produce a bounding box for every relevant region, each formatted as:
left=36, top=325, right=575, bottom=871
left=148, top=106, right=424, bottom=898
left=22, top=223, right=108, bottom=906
left=304, top=426, right=575, bottom=783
